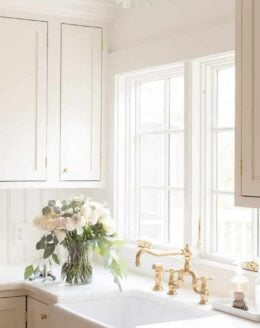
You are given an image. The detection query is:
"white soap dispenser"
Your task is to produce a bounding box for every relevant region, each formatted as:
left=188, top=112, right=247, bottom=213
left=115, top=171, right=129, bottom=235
left=255, top=276, right=260, bottom=313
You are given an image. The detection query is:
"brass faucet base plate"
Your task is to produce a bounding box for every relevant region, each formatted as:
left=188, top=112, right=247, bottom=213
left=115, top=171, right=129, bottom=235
left=167, top=291, right=177, bottom=296
left=152, top=286, right=164, bottom=291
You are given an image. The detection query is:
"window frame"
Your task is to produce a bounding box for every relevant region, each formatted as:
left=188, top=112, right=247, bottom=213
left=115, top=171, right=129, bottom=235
left=114, top=52, right=260, bottom=263
left=114, top=62, right=190, bottom=247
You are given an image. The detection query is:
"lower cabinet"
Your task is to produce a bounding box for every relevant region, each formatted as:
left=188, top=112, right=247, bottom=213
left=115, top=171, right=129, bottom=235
left=27, top=297, right=49, bottom=328
left=0, top=296, right=26, bottom=328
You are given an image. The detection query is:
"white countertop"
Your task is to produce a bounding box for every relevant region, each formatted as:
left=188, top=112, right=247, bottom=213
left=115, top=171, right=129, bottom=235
left=0, top=265, right=259, bottom=327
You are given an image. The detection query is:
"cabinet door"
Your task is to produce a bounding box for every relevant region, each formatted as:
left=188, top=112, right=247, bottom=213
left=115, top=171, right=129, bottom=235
left=0, top=18, right=47, bottom=181
left=60, top=24, right=102, bottom=181
left=27, top=297, right=49, bottom=328
left=236, top=0, right=260, bottom=205
left=0, top=296, right=26, bottom=328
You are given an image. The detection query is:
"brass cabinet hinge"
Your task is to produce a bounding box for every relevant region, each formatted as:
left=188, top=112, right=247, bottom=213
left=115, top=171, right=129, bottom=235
left=240, top=159, right=243, bottom=176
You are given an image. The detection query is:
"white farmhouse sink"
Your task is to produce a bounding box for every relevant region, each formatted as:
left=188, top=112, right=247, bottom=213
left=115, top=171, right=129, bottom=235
left=54, top=290, right=214, bottom=328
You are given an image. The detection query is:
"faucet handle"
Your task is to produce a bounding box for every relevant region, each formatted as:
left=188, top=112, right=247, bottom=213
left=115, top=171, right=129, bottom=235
left=197, top=276, right=212, bottom=305
left=165, top=268, right=179, bottom=295
left=152, top=263, right=164, bottom=291
left=137, top=240, right=152, bottom=249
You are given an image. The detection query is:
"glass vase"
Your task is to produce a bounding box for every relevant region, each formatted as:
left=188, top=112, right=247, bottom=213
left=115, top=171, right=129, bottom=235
left=61, top=240, right=92, bottom=285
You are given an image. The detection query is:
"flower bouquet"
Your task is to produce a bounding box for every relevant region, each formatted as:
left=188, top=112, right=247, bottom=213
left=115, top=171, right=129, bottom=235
left=24, top=196, right=126, bottom=289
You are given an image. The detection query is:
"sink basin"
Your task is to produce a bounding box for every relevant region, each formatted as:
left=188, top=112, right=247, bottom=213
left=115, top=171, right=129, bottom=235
left=54, top=290, right=214, bottom=328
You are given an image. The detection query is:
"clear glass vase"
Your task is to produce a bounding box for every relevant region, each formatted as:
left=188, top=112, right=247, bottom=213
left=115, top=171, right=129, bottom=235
left=61, top=240, right=92, bottom=285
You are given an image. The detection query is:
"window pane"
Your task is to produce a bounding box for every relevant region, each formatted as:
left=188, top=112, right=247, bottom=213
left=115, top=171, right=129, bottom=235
left=170, top=133, right=184, bottom=188
left=140, top=80, right=165, bottom=131
left=139, top=224, right=163, bottom=241
left=140, top=189, right=164, bottom=221
left=170, top=75, right=184, bottom=130
left=140, top=134, right=164, bottom=186
left=215, top=194, right=254, bottom=258
left=217, top=67, right=235, bottom=128
left=216, top=131, right=234, bottom=191
left=169, top=191, right=184, bottom=247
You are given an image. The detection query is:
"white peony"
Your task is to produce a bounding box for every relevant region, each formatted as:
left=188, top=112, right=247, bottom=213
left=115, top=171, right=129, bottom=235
left=33, top=215, right=56, bottom=231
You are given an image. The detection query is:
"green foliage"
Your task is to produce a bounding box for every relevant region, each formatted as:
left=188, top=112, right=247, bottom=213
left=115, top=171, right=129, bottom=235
left=24, top=265, right=34, bottom=279
left=43, top=243, right=56, bottom=259
left=52, top=253, right=60, bottom=265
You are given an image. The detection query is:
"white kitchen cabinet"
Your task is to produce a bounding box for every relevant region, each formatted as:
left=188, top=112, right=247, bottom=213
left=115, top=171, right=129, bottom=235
left=27, top=297, right=49, bottom=328
left=60, top=24, right=102, bottom=182
left=0, top=296, right=26, bottom=328
left=0, top=17, right=47, bottom=182
left=235, top=0, right=260, bottom=206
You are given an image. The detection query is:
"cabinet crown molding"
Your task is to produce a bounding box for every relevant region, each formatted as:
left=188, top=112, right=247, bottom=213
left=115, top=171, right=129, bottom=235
left=0, top=0, right=116, bottom=22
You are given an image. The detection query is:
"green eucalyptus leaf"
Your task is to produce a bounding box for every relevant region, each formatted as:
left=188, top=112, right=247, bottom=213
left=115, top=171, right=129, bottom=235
left=42, top=206, right=51, bottom=215
left=53, top=206, right=61, bottom=214
left=34, top=265, right=40, bottom=275
left=36, top=236, right=46, bottom=250
left=48, top=200, right=56, bottom=207
left=43, top=243, right=56, bottom=259
left=24, top=265, right=34, bottom=279
left=52, top=253, right=60, bottom=265
left=46, top=234, right=53, bottom=242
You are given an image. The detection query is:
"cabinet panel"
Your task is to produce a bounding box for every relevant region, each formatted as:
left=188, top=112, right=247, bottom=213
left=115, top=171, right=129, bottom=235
left=60, top=24, right=102, bottom=181
left=27, top=297, right=49, bottom=328
left=0, top=18, right=47, bottom=181
left=236, top=0, right=260, bottom=205
left=0, top=296, right=26, bottom=328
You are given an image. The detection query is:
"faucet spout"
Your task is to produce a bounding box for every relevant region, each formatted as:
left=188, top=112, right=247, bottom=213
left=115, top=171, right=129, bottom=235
left=135, top=247, right=184, bottom=267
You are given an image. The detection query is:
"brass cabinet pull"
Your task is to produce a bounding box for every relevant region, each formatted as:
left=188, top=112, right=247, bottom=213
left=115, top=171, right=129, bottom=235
left=41, top=314, right=47, bottom=320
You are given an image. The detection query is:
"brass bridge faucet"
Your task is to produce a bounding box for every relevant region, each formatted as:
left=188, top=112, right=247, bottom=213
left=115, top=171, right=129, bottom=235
left=135, top=241, right=212, bottom=305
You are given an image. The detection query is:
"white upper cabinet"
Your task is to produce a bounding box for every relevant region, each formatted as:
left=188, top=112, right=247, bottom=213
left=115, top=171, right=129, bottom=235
left=0, top=18, right=47, bottom=182
left=60, top=24, right=102, bottom=181
left=236, top=0, right=260, bottom=206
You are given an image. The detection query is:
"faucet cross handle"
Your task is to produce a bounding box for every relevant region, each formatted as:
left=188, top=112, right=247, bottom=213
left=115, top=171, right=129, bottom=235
left=197, top=276, right=212, bottom=305
left=152, top=263, right=164, bottom=291
left=165, top=269, right=183, bottom=295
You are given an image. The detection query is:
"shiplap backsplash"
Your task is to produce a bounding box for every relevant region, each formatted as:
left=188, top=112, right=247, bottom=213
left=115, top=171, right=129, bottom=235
left=0, top=189, right=107, bottom=265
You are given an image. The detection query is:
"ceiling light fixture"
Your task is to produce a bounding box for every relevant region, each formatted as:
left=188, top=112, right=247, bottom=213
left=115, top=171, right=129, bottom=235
left=114, top=0, right=152, bottom=9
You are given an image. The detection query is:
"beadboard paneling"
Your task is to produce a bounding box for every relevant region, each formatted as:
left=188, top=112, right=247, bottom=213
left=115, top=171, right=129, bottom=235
left=0, top=189, right=107, bottom=265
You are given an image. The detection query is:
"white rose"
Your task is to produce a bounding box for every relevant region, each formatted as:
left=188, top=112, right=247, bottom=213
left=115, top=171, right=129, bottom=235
left=98, top=216, right=116, bottom=235
left=74, top=214, right=87, bottom=228
left=34, top=215, right=56, bottom=231
left=80, top=203, right=92, bottom=221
